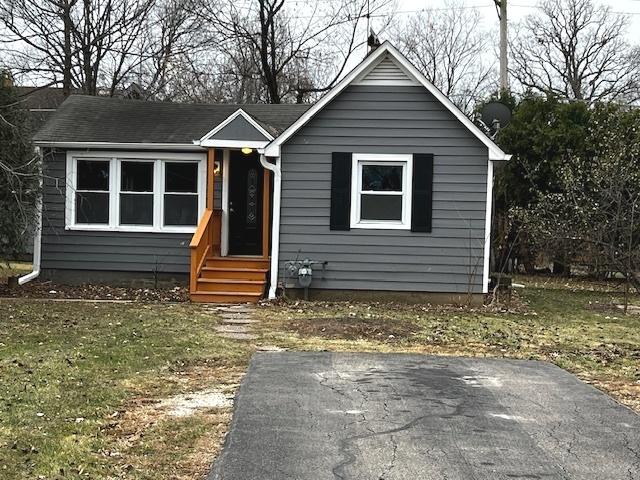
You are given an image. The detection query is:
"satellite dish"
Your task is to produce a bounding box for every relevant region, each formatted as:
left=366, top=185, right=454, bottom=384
left=481, top=101, right=512, bottom=130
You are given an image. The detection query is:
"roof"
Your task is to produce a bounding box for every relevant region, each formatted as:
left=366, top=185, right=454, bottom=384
left=15, top=86, right=68, bottom=110
left=264, top=41, right=511, bottom=161
left=15, top=86, right=69, bottom=131
left=32, top=42, right=510, bottom=161
left=33, top=95, right=311, bottom=145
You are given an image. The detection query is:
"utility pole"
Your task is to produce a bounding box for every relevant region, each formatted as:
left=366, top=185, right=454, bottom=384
left=494, top=0, right=508, bottom=92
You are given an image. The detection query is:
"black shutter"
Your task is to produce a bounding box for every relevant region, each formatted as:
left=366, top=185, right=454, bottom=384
left=330, top=152, right=352, bottom=230
left=411, top=153, right=434, bottom=232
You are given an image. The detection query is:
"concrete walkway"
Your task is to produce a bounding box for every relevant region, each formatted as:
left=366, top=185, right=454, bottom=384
left=209, top=352, right=640, bottom=480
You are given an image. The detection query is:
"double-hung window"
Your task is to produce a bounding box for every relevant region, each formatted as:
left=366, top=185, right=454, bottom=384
left=350, top=153, right=412, bottom=229
left=75, top=159, right=111, bottom=225
left=66, top=152, right=205, bottom=232
left=164, top=162, right=199, bottom=226
left=119, top=160, right=155, bottom=226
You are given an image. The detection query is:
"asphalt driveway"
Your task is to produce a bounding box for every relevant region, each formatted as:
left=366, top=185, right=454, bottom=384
left=208, top=352, right=640, bottom=479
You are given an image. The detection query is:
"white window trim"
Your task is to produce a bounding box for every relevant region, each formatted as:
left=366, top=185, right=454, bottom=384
left=350, top=153, right=413, bottom=230
left=65, top=150, right=206, bottom=233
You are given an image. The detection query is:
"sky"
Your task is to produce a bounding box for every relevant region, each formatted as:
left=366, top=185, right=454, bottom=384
left=394, top=0, right=640, bottom=39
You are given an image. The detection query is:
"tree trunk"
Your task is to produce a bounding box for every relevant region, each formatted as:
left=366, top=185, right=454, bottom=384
left=61, top=0, right=73, bottom=97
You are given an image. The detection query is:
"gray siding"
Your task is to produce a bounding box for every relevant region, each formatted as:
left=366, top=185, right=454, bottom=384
left=279, top=85, right=488, bottom=294
left=211, top=115, right=269, bottom=141
left=40, top=149, right=213, bottom=276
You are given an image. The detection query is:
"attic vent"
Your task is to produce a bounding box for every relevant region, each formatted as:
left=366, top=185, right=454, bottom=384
left=354, top=55, right=418, bottom=86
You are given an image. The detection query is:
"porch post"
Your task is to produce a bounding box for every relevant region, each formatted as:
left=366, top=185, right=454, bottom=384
left=262, top=169, right=270, bottom=258
left=207, top=148, right=216, bottom=254
left=207, top=148, right=215, bottom=210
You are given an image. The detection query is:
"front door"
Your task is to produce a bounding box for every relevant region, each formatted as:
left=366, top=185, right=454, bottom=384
left=228, top=151, right=263, bottom=255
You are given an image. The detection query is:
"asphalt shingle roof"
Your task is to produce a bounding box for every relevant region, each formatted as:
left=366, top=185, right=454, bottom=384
left=33, top=95, right=311, bottom=144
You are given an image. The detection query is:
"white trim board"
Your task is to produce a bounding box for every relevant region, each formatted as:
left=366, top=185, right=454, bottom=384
left=482, top=159, right=495, bottom=294
left=264, top=42, right=511, bottom=162
left=198, top=139, right=268, bottom=150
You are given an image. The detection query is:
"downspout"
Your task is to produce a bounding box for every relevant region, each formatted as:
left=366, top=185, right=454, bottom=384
left=259, top=153, right=281, bottom=300
left=19, top=146, right=42, bottom=285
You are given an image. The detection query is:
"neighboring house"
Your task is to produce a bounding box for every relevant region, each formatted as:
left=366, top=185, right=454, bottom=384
left=15, top=86, right=68, bottom=132
left=29, top=42, right=510, bottom=303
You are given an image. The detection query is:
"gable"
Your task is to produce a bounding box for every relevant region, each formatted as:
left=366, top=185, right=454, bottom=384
left=210, top=114, right=270, bottom=141
left=353, top=54, right=418, bottom=86
left=264, top=42, right=510, bottom=161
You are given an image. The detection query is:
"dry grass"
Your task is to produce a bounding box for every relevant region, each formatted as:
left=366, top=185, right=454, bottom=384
left=2, top=276, right=640, bottom=479
left=254, top=281, right=640, bottom=413
left=0, top=299, right=252, bottom=480
left=0, top=261, right=31, bottom=281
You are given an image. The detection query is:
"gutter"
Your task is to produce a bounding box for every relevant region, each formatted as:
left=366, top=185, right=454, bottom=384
left=259, top=154, right=281, bottom=300
left=19, top=147, right=42, bottom=285
left=35, top=141, right=205, bottom=152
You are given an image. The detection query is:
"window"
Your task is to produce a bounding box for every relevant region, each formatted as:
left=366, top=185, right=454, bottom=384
left=67, top=152, right=205, bottom=232
left=119, top=161, right=154, bottom=225
left=164, top=162, right=198, bottom=226
left=351, top=153, right=412, bottom=229
left=75, top=159, right=110, bottom=224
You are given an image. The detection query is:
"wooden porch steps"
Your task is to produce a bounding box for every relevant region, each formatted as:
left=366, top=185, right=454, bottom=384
left=191, top=256, right=270, bottom=304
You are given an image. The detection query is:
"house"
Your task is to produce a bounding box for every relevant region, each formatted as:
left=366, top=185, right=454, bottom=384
left=15, top=86, right=68, bottom=131
left=27, top=42, right=510, bottom=303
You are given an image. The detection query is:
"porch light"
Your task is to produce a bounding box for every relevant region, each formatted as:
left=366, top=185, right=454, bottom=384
left=241, top=147, right=253, bottom=155
left=214, top=160, right=221, bottom=175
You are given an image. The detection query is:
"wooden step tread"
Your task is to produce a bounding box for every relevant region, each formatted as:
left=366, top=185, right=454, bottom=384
left=192, top=290, right=262, bottom=297
left=201, top=266, right=268, bottom=273
left=208, top=256, right=269, bottom=262
left=197, top=278, right=265, bottom=285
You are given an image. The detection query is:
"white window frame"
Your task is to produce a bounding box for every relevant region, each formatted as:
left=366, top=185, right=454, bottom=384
left=117, top=158, right=157, bottom=229
left=350, top=153, right=413, bottom=230
left=65, top=151, right=206, bottom=233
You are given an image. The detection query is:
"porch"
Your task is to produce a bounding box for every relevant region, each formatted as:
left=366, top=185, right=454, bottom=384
left=189, top=148, right=272, bottom=303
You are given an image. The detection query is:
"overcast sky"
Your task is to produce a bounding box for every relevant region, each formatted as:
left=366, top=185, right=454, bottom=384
left=393, top=0, right=640, bottom=38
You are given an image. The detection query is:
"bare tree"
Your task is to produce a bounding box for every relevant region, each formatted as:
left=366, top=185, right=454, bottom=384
left=0, top=0, right=204, bottom=98
left=198, top=0, right=393, bottom=104
left=390, top=0, right=496, bottom=112
left=510, top=0, right=640, bottom=104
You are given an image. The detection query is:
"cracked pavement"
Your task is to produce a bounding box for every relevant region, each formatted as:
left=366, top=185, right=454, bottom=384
left=207, top=352, right=640, bottom=479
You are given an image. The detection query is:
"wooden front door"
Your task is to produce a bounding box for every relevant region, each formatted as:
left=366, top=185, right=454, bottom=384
left=228, top=151, right=263, bottom=255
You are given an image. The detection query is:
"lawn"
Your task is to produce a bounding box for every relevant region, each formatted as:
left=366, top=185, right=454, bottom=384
left=1, top=276, right=639, bottom=479
left=0, top=300, right=252, bottom=479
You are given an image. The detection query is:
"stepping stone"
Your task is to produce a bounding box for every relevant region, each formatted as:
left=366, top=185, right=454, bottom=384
left=223, top=318, right=260, bottom=325
left=215, top=325, right=251, bottom=334
left=218, top=332, right=259, bottom=341
left=221, top=312, right=256, bottom=319
left=227, top=305, right=255, bottom=312
left=256, top=345, right=286, bottom=352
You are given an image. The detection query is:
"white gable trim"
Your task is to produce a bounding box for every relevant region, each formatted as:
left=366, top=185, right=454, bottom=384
left=198, top=108, right=274, bottom=144
left=199, top=139, right=269, bottom=150
left=264, top=42, right=511, bottom=162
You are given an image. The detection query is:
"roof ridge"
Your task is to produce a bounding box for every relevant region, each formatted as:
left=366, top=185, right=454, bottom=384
left=63, top=94, right=312, bottom=109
